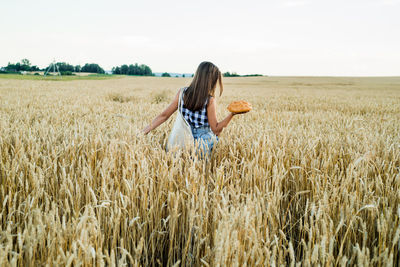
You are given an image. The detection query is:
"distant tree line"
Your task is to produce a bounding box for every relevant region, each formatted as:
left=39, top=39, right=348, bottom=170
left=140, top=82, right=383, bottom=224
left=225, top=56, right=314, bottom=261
left=2, top=59, right=40, bottom=72
left=241, top=74, right=263, bottom=77
left=223, top=72, right=263, bottom=77
left=1, top=59, right=263, bottom=78
left=0, top=59, right=105, bottom=75
left=112, top=63, right=152, bottom=76
left=223, top=72, right=240, bottom=77
left=45, top=62, right=105, bottom=75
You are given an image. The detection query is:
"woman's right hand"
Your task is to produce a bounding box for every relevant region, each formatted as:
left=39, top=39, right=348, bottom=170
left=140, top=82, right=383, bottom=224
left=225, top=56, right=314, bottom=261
left=231, top=110, right=249, bottom=115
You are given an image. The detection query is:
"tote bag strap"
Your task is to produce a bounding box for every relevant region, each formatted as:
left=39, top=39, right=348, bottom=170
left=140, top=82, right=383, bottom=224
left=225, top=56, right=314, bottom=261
left=178, top=88, right=191, bottom=128
left=178, top=87, right=184, bottom=112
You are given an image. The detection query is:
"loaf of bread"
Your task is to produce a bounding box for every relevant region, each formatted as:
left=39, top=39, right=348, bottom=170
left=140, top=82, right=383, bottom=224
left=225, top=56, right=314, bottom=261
left=227, top=101, right=252, bottom=113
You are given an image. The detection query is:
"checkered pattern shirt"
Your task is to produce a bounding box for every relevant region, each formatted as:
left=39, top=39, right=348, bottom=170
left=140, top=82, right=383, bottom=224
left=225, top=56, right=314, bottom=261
left=181, top=87, right=210, bottom=129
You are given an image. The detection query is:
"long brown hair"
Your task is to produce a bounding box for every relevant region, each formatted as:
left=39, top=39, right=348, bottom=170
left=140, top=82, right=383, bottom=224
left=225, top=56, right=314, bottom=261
left=183, top=61, right=223, bottom=111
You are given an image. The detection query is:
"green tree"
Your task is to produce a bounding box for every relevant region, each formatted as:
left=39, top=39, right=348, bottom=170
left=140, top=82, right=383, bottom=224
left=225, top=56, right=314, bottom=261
left=140, top=64, right=152, bottom=76
left=19, top=59, right=32, bottom=71
left=162, top=72, right=171, bottom=77
left=21, top=59, right=31, bottom=67
left=120, top=65, right=129, bottom=75
left=30, top=65, right=39, bottom=71
left=128, top=64, right=135, bottom=75
left=112, top=66, right=121, bottom=74
left=111, top=63, right=153, bottom=76
left=81, top=63, right=105, bottom=74
left=5, top=63, right=18, bottom=72
left=4, top=59, right=36, bottom=72
left=134, top=63, right=140, bottom=75
left=223, top=72, right=240, bottom=77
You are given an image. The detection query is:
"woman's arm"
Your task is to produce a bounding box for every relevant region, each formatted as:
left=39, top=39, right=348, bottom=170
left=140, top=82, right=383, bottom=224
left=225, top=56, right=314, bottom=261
left=142, top=90, right=179, bottom=134
left=207, top=97, right=235, bottom=136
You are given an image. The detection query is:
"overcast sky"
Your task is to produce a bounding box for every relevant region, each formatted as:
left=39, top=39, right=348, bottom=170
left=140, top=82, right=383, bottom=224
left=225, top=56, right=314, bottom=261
left=1, top=0, right=399, bottom=76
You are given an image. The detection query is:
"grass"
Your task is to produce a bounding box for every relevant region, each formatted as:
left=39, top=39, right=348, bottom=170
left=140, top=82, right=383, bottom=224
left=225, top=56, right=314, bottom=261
left=0, top=73, right=122, bottom=81
left=0, top=76, right=399, bottom=265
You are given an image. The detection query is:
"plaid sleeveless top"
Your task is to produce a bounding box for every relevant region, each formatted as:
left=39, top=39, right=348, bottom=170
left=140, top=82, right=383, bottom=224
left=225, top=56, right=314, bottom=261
left=181, top=87, right=210, bottom=128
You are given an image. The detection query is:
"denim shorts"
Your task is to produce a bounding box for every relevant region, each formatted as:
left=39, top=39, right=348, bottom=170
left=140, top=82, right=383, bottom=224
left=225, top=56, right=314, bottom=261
left=191, top=126, right=218, bottom=155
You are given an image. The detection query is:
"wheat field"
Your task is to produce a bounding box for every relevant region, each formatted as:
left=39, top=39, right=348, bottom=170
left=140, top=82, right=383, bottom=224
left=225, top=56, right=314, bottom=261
left=0, top=76, right=399, bottom=266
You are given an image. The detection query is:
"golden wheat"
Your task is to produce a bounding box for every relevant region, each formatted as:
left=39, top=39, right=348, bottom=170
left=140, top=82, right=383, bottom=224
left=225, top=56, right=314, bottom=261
left=0, top=76, right=399, bottom=266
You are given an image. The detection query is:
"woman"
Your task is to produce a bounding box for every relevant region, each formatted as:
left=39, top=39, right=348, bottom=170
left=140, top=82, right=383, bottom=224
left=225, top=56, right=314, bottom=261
left=142, top=61, right=241, bottom=153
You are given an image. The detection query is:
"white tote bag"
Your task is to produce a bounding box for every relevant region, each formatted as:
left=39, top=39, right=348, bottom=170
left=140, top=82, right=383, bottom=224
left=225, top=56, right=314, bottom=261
left=167, top=88, right=194, bottom=150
